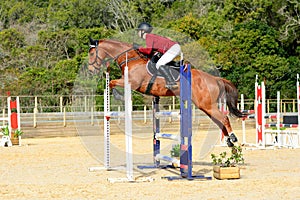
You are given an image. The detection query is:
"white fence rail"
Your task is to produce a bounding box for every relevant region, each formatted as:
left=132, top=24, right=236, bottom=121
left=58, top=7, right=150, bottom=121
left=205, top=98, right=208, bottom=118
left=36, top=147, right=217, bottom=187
left=1, top=95, right=299, bottom=128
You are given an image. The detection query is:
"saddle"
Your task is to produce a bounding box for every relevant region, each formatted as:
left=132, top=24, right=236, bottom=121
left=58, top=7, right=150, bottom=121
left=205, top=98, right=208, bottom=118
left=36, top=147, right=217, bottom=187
left=145, top=53, right=181, bottom=81
left=143, top=52, right=181, bottom=94
left=146, top=60, right=181, bottom=81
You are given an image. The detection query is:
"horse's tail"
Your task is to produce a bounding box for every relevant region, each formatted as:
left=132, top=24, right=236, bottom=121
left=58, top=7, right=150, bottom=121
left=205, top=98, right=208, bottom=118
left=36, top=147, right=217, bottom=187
left=218, top=78, right=247, bottom=118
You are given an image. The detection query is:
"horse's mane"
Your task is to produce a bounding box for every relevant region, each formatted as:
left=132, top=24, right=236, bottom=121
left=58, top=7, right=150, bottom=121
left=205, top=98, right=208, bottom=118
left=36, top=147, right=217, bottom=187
left=99, top=39, right=132, bottom=48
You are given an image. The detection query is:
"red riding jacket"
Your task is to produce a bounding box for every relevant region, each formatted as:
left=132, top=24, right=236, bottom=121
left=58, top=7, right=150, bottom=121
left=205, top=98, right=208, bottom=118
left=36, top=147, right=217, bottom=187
left=138, top=33, right=177, bottom=55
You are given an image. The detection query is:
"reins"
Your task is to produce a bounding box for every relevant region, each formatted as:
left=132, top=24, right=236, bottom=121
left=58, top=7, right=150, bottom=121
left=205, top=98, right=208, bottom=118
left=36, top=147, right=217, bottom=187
left=91, top=42, right=147, bottom=71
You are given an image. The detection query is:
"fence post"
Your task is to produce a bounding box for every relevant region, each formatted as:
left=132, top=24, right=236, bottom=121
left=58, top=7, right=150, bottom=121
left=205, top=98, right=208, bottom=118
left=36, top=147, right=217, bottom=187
left=293, top=99, right=295, bottom=113
left=91, top=106, right=94, bottom=125
left=168, top=105, right=172, bottom=123
left=33, top=96, right=37, bottom=127
left=33, top=107, right=37, bottom=128
left=60, top=96, right=63, bottom=113
left=172, top=96, right=175, bottom=110
left=84, top=96, right=87, bottom=112
left=144, top=105, right=147, bottom=124
left=63, top=107, right=66, bottom=127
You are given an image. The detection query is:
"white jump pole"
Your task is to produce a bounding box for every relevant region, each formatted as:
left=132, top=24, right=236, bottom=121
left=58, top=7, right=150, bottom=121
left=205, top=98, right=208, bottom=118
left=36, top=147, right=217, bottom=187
left=107, top=54, right=152, bottom=183
left=104, top=72, right=111, bottom=169
left=89, top=72, right=110, bottom=171
left=124, top=58, right=133, bottom=181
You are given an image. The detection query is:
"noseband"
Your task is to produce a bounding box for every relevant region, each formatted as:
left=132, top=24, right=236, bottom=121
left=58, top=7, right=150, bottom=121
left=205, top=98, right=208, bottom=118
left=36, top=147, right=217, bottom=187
left=88, top=43, right=106, bottom=72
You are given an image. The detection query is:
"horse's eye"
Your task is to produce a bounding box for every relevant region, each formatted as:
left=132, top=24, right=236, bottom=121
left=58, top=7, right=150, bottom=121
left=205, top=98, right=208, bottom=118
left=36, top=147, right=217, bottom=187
left=90, top=52, right=94, bottom=57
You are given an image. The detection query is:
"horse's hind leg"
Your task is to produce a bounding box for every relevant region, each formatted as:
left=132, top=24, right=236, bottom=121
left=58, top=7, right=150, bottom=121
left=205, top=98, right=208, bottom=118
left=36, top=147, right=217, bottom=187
left=201, top=104, right=238, bottom=147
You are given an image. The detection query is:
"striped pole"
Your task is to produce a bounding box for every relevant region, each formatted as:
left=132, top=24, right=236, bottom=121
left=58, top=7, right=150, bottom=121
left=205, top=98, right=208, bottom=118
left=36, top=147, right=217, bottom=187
left=255, top=76, right=265, bottom=146
left=104, top=72, right=110, bottom=169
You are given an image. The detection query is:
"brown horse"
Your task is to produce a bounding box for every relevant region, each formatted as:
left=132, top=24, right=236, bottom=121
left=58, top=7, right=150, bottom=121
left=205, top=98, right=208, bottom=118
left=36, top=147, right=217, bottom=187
left=88, top=38, right=246, bottom=147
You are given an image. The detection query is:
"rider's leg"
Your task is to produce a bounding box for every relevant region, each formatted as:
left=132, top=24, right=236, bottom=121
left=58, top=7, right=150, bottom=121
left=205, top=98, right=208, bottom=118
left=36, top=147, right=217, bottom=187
left=156, top=44, right=181, bottom=69
left=156, top=44, right=181, bottom=90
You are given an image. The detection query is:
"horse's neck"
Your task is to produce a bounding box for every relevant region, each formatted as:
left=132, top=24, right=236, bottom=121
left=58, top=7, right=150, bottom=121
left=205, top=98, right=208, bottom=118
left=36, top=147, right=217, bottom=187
left=102, top=40, right=130, bottom=57
left=100, top=40, right=145, bottom=70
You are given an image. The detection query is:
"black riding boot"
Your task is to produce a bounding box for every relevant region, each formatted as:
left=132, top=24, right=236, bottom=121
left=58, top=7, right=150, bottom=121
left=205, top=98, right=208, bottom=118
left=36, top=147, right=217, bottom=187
left=158, top=65, right=178, bottom=90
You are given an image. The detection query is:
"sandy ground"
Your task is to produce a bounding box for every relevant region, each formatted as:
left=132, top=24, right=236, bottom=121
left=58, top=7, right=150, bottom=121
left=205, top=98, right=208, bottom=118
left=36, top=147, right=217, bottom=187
left=0, top=126, right=300, bottom=200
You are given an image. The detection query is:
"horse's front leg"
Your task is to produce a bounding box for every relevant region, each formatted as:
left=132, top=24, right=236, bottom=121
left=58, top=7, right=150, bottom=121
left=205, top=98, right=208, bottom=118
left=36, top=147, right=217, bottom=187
left=109, top=78, right=125, bottom=101
left=109, top=78, right=125, bottom=89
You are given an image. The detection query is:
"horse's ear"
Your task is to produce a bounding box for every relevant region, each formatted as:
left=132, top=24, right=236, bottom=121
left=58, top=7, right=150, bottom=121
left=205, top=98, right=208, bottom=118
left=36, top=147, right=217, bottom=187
left=89, top=37, right=97, bottom=46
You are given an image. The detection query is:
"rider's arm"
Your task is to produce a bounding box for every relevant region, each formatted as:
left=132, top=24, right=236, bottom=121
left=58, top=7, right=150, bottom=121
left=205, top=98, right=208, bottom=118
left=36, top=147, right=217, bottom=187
left=137, top=33, right=156, bottom=55
left=138, top=46, right=153, bottom=55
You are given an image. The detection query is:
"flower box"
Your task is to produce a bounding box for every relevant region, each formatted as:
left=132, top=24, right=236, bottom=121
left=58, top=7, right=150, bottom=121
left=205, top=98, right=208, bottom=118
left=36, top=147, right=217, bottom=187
left=213, top=166, right=240, bottom=180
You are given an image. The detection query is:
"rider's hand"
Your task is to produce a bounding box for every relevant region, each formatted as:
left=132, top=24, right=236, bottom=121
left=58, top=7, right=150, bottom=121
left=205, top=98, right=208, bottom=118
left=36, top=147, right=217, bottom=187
left=133, top=43, right=140, bottom=50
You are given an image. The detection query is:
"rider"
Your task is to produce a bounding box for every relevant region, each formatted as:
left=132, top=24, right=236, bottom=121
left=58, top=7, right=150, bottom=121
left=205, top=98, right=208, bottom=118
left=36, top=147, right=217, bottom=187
left=134, top=22, right=181, bottom=90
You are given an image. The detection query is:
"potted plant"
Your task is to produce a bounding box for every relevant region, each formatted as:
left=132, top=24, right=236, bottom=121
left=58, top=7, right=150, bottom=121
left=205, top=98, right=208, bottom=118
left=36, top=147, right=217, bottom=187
left=211, top=145, right=244, bottom=180
left=170, top=144, right=180, bottom=167
left=1, top=126, right=10, bottom=136
left=11, top=129, right=23, bottom=145
left=170, top=144, right=180, bottom=158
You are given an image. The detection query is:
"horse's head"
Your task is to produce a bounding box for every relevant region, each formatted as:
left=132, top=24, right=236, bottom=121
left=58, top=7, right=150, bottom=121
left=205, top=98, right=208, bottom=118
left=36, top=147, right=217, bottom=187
left=88, top=37, right=106, bottom=74
left=88, top=38, right=146, bottom=75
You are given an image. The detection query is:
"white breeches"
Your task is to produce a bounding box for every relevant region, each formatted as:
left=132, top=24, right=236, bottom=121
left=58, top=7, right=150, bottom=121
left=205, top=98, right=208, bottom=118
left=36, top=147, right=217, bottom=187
left=156, top=43, right=181, bottom=69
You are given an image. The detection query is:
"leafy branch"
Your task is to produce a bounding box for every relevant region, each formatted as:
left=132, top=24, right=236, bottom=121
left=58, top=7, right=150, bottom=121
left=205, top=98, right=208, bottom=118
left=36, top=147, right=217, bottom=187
left=211, top=146, right=244, bottom=167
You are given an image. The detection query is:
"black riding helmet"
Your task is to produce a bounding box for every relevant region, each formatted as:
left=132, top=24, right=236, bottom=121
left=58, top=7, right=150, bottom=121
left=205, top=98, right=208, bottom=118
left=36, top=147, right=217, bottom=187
left=137, top=22, right=153, bottom=33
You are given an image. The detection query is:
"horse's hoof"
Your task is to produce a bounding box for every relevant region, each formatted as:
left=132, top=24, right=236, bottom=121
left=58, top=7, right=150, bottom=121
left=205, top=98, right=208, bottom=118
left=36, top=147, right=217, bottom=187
left=112, top=88, right=124, bottom=101
left=229, top=133, right=238, bottom=142
left=226, top=138, right=234, bottom=147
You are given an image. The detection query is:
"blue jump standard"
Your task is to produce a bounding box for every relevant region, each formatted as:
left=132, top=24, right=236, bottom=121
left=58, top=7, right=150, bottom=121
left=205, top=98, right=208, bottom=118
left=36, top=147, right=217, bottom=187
left=138, top=64, right=211, bottom=181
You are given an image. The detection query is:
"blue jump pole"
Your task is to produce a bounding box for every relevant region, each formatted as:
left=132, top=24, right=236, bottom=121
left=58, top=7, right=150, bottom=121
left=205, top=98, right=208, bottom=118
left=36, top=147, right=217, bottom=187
left=164, top=64, right=211, bottom=181
left=153, top=96, right=161, bottom=167
left=179, top=64, right=192, bottom=178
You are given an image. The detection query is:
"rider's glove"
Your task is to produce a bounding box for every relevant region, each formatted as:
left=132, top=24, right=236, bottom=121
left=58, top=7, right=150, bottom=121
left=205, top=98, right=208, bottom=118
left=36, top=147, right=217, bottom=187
left=133, top=43, right=140, bottom=50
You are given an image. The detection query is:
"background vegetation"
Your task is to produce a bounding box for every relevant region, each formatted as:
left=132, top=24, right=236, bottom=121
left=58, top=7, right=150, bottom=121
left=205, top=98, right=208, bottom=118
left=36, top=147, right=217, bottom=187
left=1, top=0, right=300, bottom=108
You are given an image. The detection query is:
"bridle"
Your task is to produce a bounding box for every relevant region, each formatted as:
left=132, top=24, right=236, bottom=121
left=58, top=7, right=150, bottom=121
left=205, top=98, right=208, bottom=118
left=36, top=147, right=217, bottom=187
left=88, top=41, right=147, bottom=73
left=88, top=42, right=113, bottom=72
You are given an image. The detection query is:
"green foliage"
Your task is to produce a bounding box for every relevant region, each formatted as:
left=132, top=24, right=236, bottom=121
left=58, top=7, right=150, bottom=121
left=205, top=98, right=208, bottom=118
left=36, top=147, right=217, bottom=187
left=1, top=126, right=10, bottom=136
left=170, top=144, right=180, bottom=158
left=0, top=28, right=25, bottom=54
left=0, top=0, right=300, bottom=107
left=14, top=129, right=24, bottom=137
left=211, top=146, right=244, bottom=167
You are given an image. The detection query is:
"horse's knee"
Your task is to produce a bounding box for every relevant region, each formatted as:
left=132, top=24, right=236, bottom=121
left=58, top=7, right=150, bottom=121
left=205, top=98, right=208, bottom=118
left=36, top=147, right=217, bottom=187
left=109, top=79, right=124, bottom=88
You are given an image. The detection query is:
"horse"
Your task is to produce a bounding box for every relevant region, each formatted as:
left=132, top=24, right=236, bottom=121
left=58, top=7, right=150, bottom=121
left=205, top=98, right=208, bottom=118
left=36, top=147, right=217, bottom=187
left=88, top=38, right=247, bottom=147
